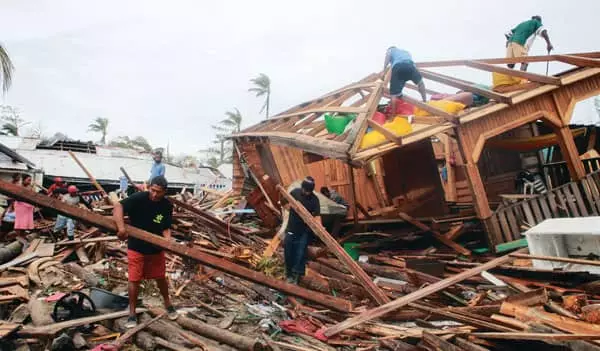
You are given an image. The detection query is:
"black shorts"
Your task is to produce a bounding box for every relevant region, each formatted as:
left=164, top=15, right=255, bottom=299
left=390, top=61, right=423, bottom=96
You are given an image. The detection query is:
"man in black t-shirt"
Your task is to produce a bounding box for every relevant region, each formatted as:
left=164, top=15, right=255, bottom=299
left=284, top=177, right=320, bottom=284
left=113, top=175, right=177, bottom=327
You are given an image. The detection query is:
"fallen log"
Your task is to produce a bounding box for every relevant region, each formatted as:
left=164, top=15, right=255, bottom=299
left=113, top=312, right=166, bottom=349
left=278, top=184, right=389, bottom=305
left=19, top=309, right=146, bottom=337
left=150, top=307, right=266, bottom=351
left=322, top=248, right=524, bottom=337
left=113, top=316, right=156, bottom=350
left=0, top=241, right=23, bottom=265
left=0, top=179, right=351, bottom=312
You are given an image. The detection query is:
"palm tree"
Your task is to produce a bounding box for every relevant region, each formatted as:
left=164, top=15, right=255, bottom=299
left=0, top=45, right=14, bottom=94
left=0, top=105, right=28, bottom=136
left=88, top=117, right=109, bottom=144
left=248, top=73, right=271, bottom=119
left=221, top=108, right=243, bottom=133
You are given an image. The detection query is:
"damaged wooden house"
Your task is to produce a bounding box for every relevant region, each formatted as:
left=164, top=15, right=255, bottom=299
left=231, top=51, right=600, bottom=252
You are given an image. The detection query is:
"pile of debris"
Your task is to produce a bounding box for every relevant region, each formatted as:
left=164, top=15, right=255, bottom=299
left=0, top=179, right=598, bottom=351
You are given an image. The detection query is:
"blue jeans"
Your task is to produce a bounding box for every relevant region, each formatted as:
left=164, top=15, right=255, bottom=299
left=54, top=215, right=75, bottom=239
left=284, top=231, right=310, bottom=277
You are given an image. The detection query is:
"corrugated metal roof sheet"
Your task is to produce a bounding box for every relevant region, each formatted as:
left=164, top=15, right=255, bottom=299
left=17, top=149, right=224, bottom=187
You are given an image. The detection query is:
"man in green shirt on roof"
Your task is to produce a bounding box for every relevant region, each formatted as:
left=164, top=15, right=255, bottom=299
left=505, top=16, right=553, bottom=71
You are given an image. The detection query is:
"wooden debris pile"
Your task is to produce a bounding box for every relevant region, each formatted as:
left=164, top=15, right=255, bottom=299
left=0, top=179, right=597, bottom=350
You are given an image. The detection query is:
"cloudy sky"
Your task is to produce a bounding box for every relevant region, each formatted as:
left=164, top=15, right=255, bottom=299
left=0, top=0, right=599, bottom=156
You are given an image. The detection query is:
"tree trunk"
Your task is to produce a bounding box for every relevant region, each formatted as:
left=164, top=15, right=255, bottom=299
left=113, top=316, right=156, bottom=351
left=149, top=308, right=265, bottom=351
left=62, top=262, right=100, bottom=287
left=0, top=241, right=23, bottom=264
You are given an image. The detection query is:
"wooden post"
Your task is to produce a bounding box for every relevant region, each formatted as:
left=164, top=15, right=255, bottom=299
left=277, top=184, right=390, bottom=305
left=0, top=179, right=352, bottom=312
left=454, top=127, right=493, bottom=219
left=67, top=151, right=107, bottom=196
left=347, top=164, right=359, bottom=226
left=554, top=126, right=586, bottom=180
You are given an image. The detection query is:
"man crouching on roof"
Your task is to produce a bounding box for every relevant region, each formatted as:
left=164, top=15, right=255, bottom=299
left=113, top=175, right=178, bottom=328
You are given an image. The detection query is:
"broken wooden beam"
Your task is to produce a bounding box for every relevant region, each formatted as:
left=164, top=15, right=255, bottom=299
left=278, top=184, right=390, bottom=305
left=0, top=180, right=351, bottom=312
left=67, top=151, right=107, bottom=196
left=169, top=197, right=245, bottom=237
left=510, top=253, right=600, bottom=267
left=398, top=212, right=471, bottom=256
left=322, top=248, right=524, bottom=337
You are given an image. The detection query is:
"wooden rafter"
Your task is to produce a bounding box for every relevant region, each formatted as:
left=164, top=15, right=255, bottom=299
left=420, top=69, right=513, bottom=104
left=465, top=60, right=562, bottom=85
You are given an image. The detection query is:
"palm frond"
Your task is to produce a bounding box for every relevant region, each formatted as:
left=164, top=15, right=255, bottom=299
left=0, top=45, right=14, bottom=94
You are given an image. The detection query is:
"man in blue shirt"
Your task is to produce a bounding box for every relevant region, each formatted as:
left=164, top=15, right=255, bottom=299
left=149, top=151, right=166, bottom=183
left=383, top=47, right=427, bottom=106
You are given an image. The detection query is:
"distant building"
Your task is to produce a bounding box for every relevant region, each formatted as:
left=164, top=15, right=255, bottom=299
left=0, top=136, right=231, bottom=193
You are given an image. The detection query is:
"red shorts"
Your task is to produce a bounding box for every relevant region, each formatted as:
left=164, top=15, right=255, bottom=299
left=127, top=249, right=166, bottom=282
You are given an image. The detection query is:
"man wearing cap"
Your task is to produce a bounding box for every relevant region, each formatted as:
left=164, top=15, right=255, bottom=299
left=283, top=177, right=320, bottom=285
left=113, top=175, right=177, bottom=327
left=53, top=185, right=92, bottom=240
left=47, top=177, right=67, bottom=198
left=505, top=16, right=553, bottom=71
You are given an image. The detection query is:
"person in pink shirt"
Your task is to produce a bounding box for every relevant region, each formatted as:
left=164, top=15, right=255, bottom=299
left=14, top=174, right=35, bottom=240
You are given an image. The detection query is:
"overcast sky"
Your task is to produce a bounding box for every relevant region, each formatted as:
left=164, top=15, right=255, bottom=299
left=1, top=0, right=599, bottom=156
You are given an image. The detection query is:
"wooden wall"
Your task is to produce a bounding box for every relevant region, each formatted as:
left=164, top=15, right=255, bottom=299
left=381, top=140, right=447, bottom=217
left=269, top=144, right=382, bottom=218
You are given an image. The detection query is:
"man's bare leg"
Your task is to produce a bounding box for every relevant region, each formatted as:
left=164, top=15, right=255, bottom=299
left=156, top=277, right=172, bottom=308
left=128, top=281, right=141, bottom=316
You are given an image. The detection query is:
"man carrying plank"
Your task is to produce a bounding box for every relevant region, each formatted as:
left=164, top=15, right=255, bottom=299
left=113, top=175, right=178, bottom=327
left=283, top=177, right=320, bottom=285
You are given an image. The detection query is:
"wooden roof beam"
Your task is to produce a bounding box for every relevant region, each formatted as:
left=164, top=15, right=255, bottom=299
left=271, top=106, right=366, bottom=120
left=555, top=55, right=600, bottom=68
left=420, top=69, right=513, bottom=104
left=465, top=60, right=562, bottom=85
left=399, top=95, right=457, bottom=122
left=367, top=119, right=401, bottom=145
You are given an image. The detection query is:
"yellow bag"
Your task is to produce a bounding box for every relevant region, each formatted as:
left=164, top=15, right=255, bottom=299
left=414, top=100, right=466, bottom=117
left=492, top=72, right=525, bottom=88
left=360, top=117, right=413, bottom=149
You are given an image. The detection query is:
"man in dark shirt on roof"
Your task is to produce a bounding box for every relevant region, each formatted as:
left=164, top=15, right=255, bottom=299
left=284, top=177, right=320, bottom=285
left=113, top=175, right=177, bottom=328
left=505, top=16, right=553, bottom=71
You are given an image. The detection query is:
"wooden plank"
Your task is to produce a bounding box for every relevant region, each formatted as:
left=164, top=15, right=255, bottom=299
left=547, top=192, right=560, bottom=217
left=538, top=197, right=553, bottom=218
left=0, top=179, right=352, bottom=313
left=322, top=248, right=524, bottom=337
left=510, top=253, right=600, bottom=267
left=420, top=69, right=513, bottom=104
left=454, top=337, right=490, bottom=351
left=399, top=95, right=456, bottom=120
left=585, top=176, right=600, bottom=214
left=472, top=332, right=600, bottom=341
left=367, top=119, right=401, bottom=144
left=505, top=207, right=520, bottom=238
left=278, top=184, right=390, bottom=305
left=554, top=127, right=587, bottom=180
left=561, top=186, right=580, bottom=216
left=554, top=189, right=570, bottom=216
left=268, top=106, right=367, bottom=121
left=487, top=216, right=506, bottom=247
left=35, top=243, right=55, bottom=258
left=347, top=80, right=384, bottom=155
left=67, top=151, right=107, bottom=196
left=397, top=212, right=471, bottom=256
left=422, top=331, right=467, bottom=351
left=19, top=309, right=146, bottom=337
left=0, top=322, right=19, bottom=339
left=555, top=55, right=600, bottom=68
left=570, top=183, right=589, bottom=216
left=529, top=199, right=544, bottom=224
left=465, top=60, right=562, bottom=85
left=497, top=211, right=511, bottom=242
